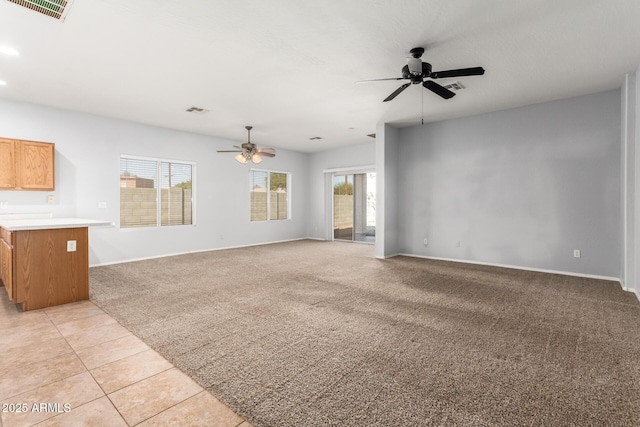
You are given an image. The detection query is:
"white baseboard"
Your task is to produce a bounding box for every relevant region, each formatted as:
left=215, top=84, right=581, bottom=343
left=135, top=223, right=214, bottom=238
left=90, top=237, right=309, bottom=267
left=376, top=253, right=400, bottom=260
left=394, top=253, right=622, bottom=284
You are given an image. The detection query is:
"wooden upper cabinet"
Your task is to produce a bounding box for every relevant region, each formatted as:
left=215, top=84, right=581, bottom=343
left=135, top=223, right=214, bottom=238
left=15, top=140, right=55, bottom=190
left=0, top=139, right=15, bottom=189
left=0, top=138, right=55, bottom=191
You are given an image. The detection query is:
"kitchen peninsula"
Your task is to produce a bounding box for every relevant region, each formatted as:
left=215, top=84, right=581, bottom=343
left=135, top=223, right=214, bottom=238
left=0, top=216, right=112, bottom=311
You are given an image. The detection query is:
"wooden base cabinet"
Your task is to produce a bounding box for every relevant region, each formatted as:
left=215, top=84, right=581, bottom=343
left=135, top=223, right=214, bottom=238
left=0, top=227, right=89, bottom=311
left=0, top=231, right=13, bottom=301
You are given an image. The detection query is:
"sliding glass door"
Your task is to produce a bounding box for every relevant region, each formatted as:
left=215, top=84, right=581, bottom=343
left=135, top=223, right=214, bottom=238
left=333, top=174, right=354, bottom=240
left=333, top=172, right=375, bottom=243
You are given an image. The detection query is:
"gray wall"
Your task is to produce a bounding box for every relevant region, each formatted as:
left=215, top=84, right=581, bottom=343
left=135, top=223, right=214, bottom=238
left=396, top=90, right=622, bottom=278
left=622, top=72, right=636, bottom=292
left=375, top=123, right=400, bottom=258
left=0, top=99, right=309, bottom=266
left=636, top=66, right=640, bottom=297
left=622, top=66, right=640, bottom=297
left=0, top=89, right=631, bottom=282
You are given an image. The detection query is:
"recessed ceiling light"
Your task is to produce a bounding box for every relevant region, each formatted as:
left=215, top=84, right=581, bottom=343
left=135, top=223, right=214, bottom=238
left=0, top=46, right=19, bottom=56
left=0, top=81, right=6, bottom=86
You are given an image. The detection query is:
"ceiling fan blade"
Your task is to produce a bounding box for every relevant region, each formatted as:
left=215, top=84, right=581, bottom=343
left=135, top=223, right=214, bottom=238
left=217, top=150, right=243, bottom=153
left=423, top=80, right=456, bottom=99
left=430, top=67, right=485, bottom=79
left=383, top=83, right=411, bottom=102
left=258, top=152, right=276, bottom=158
left=356, top=77, right=405, bottom=83
left=232, top=145, right=243, bottom=149
left=257, top=148, right=275, bottom=154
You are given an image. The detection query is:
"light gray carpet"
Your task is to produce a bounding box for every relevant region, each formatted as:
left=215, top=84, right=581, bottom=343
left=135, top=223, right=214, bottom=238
left=89, top=240, right=640, bottom=426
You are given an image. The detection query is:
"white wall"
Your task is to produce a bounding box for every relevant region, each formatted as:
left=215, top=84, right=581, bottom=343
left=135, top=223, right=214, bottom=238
left=306, top=141, right=375, bottom=239
left=0, top=99, right=309, bottom=266
left=375, top=123, right=400, bottom=258
left=395, top=90, right=622, bottom=279
left=622, top=72, right=636, bottom=293
left=622, top=67, right=640, bottom=298
left=0, top=87, right=632, bottom=283
left=636, top=66, right=640, bottom=298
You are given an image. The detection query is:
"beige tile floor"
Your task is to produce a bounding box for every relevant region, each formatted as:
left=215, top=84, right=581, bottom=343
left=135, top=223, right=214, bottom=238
left=0, top=298, right=252, bottom=427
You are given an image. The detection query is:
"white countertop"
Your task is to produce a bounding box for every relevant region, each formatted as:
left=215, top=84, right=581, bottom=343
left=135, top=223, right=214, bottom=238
left=0, top=218, right=114, bottom=231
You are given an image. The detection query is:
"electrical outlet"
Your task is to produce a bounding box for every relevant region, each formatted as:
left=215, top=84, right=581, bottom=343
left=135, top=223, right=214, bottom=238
left=423, top=238, right=428, bottom=246
left=0, top=201, right=7, bottom=209
left=573, top=249, right=581, bottom=258
left=456, top=241, right=461, bottom=247
left=67, top=240, right=77, bottom=252
left=47, top=195, right=55, bottom=204
left=98, top=202, right=107, bottom=209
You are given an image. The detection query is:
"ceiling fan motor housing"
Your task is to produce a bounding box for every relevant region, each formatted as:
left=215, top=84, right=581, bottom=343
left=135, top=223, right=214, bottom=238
left=402, top=62, right=432, bottom=83
left=407, top=48, right=426, bottom=76
left=409, top=47, right=425, bottom=58
left=407, top=58, right=423, bottom=75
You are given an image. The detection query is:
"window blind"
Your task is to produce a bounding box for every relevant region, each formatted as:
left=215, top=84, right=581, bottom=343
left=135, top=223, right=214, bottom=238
left=250, top=170, right=268, bottom=221
left=250, top=170, right=289, bottom=222
left=120, top=156, right=194, bottom=228
left=120, top=157, right=157, bottom=228
left=160, top=162, right=193, bottom=226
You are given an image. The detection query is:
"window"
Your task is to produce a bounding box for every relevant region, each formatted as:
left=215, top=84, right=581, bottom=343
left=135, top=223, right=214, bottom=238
left=120, top=156, right=194, bottom=228
left=250, top=170, right=289, bottom=221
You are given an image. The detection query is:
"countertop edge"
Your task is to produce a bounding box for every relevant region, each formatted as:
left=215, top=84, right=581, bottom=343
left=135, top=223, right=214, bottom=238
left=0, top=218, right=114, bottom=231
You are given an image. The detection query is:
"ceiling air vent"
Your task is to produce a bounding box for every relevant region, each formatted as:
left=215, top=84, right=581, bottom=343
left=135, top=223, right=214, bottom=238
left=442, top=81, right=465, bottom=91
left=6, top=0, right=75, bottom=21
left=185, top=106, right=209, bottom=114
left=309, top=136, right=323, bottom=140
left=367, top=133, right=376, bottom=138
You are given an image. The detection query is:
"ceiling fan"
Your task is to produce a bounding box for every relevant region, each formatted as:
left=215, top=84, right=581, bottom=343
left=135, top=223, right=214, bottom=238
left=217, top=126, right=275, bottom=164
left=359, top=47, right=485, bottom=102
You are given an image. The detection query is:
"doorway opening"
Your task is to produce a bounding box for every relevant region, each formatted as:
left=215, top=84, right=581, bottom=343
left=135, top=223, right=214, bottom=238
left=333, top=172, right=376, bottom=243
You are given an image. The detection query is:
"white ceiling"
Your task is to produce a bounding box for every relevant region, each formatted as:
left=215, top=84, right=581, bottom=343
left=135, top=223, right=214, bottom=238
left=0, top=0, right=639, bottom=153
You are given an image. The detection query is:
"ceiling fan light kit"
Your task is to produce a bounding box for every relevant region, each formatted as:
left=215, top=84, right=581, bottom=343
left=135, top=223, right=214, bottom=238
left=235, top=153, right=249, bottom=164
left=359, top=47, right=485, bottom=102
left=218, top=126, right=276, bottom=164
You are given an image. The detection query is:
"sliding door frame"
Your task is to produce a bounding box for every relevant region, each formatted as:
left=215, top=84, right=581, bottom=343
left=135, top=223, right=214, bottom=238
left=323, top=165, right=376, bottom=244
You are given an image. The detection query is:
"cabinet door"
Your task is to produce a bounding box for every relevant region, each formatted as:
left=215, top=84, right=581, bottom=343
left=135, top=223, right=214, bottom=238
left=0, top=238, right=13, bottom=301
left=15, top=140, right=55, bottom=190
left=0, top=138, right=16, bottom=188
